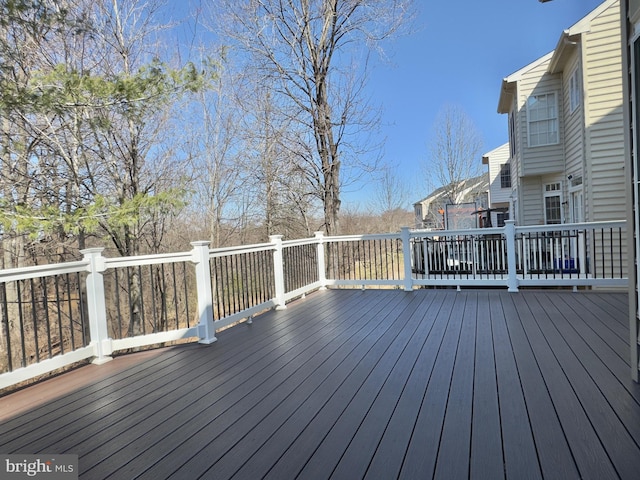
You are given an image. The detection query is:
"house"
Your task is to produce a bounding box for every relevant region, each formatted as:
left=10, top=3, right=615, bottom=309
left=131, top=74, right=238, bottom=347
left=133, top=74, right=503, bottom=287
left=413, top=175, right=488, bottom=230
left=497, top=0, right=625, bottom=227
left=481, top=143, right=511, bottom=227
left=620, top=0, right=640, bottom=381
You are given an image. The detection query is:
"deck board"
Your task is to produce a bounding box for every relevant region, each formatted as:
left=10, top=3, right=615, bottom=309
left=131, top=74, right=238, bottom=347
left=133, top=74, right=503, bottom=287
left=500, top=292, right=581, bottom=480
left=528, top=292, right=640, bottom=479
left=489, top=291, right=543, bottom=480
left=546, top=292, right=638, bottom=396
left=93, top=290, right=396, bottom=478
left=433, top=291, right=477, bottom=480
left=323, top=294, right=435, bottom=480
left=256, top=291, right=425, bottom=480
left=362, top=290, right=449, bottom=480
left=397, top=290, right=462, bottom=479
left=201, top=292, right=423, bottom=479
left=469, top=291, right=504, bottom=480
left=1, top=288, right=639, bottom=480
left=518, top=292, right=620, bottom=479
left=226, top=305, right=415, bottom=480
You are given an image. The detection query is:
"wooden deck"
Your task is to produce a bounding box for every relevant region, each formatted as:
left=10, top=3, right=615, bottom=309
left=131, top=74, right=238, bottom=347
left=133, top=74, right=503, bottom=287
left=1, top=288, right=639, bottom=479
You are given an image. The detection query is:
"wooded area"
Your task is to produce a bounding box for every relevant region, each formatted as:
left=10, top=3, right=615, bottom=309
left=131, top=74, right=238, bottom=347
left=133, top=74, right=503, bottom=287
left=0, top=0, right=415, bottom=272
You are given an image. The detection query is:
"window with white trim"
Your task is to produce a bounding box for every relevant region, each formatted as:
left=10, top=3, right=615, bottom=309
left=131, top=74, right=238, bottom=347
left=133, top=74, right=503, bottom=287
left=544, top=182, right=562, bottom=224
left=527, top=92, right=558, bottom=147
left=500, top=163, right=511, bottom=189
left=569, top=68, right=581, bottom=113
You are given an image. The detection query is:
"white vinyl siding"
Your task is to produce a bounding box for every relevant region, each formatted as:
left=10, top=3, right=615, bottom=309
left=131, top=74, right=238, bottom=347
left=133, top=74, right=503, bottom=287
left=516, top=56, right=564, bottom=176
left=511, top=104, right=524, bottom=179
left=582, top=0, right=627, bottom=284
left=484, top=143, right=511, bottom=206
left=569, top=68, right=581, bottom=113
left=582, top=0, right=625, bottom=223
left=520, top=177, right=544, bottom=226
left=497, top=0, right=624, bottom=232
left=562, top=53, right=585, bottom=212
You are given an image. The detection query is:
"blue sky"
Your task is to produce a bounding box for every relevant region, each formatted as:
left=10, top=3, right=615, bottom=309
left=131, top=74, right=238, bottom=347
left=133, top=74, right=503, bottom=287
left=346, top=0, right=606, bottom=208
left=167, top=0, right=606, bottom=209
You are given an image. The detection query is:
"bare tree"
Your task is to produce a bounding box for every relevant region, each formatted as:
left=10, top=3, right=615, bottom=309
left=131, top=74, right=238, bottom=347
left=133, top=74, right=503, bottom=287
left=212, top=0, right=414, bottom=236
left=373, top=161, right=410, bottom=212
left=368, top=162, right=411, bottom=231
left=241, top=78, right=321, bottom=240
left=425, top=104, right=484, bottom=206
left=183, top=52, right=249, bottom=248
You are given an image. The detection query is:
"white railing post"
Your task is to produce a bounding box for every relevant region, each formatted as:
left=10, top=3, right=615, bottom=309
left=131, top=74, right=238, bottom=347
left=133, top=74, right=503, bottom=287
left=81, top=247, right=113, bottom=364
left=401, top=227, right=414, bottom=292
left=191, top=241, right=217, bottom=344
left=422, top=240, right=430, bottom=276
left=578, top=231, right=586, bottom=276
left=505, top=221, right=519, bottom=292
left=269, top=235, right=287, bottom=310
left=314, top=231, right=327, bottom=289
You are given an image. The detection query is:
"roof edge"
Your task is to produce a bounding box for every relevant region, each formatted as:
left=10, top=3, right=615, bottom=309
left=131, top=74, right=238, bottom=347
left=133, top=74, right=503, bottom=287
left=549, top=0, right=619, bottom=73
left=498, top=52, right=553, bottom=113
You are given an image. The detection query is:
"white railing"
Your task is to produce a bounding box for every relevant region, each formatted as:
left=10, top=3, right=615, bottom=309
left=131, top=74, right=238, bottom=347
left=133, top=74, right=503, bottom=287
left=409, top=220, right=627, bottom=289
left=0, top=220, right=627, bottom=390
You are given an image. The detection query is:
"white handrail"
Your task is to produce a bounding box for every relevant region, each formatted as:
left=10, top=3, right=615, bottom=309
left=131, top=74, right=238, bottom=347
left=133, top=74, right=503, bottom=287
left=0, top=220, right=628, bottom=390
left=0, top=260, right=89, bottom=283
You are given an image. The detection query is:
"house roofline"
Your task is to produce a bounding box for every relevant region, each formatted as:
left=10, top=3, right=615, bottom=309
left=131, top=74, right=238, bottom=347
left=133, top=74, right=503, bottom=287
left=498, top=0, right=618, bottom=112
left=413, top=174, right=489, bottom=207
left=482, top=143, right=510, bottom=162
left=549, top=30, right=581, bottom=74
left=498, top=52, right=554, bottom=113
left=548, top=0, right=618, bottom=73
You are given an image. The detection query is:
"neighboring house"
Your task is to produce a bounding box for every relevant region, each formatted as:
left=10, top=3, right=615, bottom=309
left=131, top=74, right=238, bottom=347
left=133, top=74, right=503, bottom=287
left=481, top=143, right=511, bottom=227
left=498, top=0, right=625, bottom=227
left=413, top=175, right=489, bottom=230
left=621, top=0, right=640, bottom=381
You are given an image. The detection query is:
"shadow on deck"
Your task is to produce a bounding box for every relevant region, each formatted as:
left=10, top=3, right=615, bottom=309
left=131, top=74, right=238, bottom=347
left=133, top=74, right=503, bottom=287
left=0, top=288, right=638, bottom=479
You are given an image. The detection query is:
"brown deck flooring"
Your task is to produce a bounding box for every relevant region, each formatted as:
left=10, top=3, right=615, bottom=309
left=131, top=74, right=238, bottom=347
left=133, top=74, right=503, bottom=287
left=0, top=288, right=638, bottom=479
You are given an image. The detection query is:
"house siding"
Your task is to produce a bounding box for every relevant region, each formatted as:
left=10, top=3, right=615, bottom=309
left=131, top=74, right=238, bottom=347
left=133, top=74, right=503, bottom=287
left=517, top=58, right=565, bottom=176
left=583, top=0, right=626, bottom=222
left=498, top=0, right=624, bottom=233
left=520, top=177, right=544, bottom=226
left=485, top=143, right=511, bottom=205
left=562, top=50, right=585, bottom=223
left=511, top=106, right=524, bottom=180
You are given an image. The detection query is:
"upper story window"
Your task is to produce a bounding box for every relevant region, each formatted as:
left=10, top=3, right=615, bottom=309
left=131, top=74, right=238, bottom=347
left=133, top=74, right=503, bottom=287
left=500, top=163, right=511, bottom=189
left=527, top=92, right=559, bottom=147
left=509, top=110, right=517, bottom=157
left=569, top=68, right=581, bottom=113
